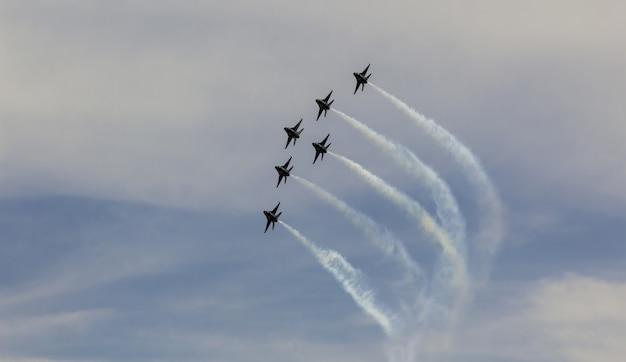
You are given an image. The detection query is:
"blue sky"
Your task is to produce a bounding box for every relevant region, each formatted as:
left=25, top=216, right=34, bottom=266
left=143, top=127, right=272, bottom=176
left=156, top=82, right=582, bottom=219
left=1, top=1, right=625, bottom=361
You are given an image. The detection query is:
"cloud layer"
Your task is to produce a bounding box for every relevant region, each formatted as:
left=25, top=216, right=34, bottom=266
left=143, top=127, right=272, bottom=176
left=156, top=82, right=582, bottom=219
left=1, top=1, right=625, bottom=361
left=458, top=274, right=626, bottom=362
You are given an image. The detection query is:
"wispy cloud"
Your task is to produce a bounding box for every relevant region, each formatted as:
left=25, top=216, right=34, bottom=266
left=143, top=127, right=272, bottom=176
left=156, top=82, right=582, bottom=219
left=0, top=1, right=625, bottom=361
left=0, top=309, right=112, bottom=340
left=456, top=274, right=626, bottom=362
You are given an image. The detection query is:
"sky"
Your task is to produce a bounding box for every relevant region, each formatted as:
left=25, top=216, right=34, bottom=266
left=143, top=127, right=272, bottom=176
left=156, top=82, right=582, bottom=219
left=1, top=1, right=625, bottom=361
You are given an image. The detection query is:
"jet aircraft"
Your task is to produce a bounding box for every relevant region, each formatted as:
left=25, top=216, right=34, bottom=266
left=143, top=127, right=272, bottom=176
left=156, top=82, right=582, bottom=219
left=263, top=202, right=282, bottom=233
left=315, top=90, right=334, bottom=121
left=283, top=118, right=304, bottom=149
left=353, top=64, right=371, bottom=94
left=312, top=134, right=331, bottom=164
left=274, top=156, right=293, bottom=188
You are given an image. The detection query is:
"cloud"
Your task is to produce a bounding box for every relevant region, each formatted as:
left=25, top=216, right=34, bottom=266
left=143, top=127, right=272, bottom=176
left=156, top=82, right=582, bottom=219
left=111, top=327, right=387, bottom=362
left=457, top=273, right=626, bottom=362
left=1, top=0, right=624, bottom=214
left=0, top=3, right=624, bottom=360
left=525, top=274, right=626, bottom=362
left=0, top=309, right=112, bottom=341
left=0, top=195, right=393, bottom=361
left=0, top=310, right=111, bottom=362
left=0, top=359, right=97, bottom=362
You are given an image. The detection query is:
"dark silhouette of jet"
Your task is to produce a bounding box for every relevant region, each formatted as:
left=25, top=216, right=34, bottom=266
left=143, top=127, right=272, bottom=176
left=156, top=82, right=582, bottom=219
left=315, top=91, right=334, bottom=121
left=283, top=118, right=304, bottom=149
left=263, top=202, right=282, bottom=233
left=353, top=64, right=371, bottom=94
left=274, top=156, right=293, bottom=188
left=312, top=134, right=331, bottom=164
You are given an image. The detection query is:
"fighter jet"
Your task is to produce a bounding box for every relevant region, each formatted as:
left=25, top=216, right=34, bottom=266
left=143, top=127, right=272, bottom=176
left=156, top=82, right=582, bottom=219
left=353, top=64, right=371, bottom=94
left=315, top=90, right=334, bottom=121
left=274, top=156, right=293, bottom=188
left=312, top=134, right=331, bottom=164
left=283, top=118, right=304, bottom=149
left=263, top=202, right=282, bottom=233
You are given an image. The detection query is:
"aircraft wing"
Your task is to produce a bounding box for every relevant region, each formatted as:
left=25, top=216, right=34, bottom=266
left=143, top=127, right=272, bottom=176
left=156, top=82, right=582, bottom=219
left=272, top=202, right=280, bottom=214
left=316, top=108, right=323, bottom=121
left=321, top=134, right=330, bottom=145
left=313, top=151, right=320, bottom=164
left=354, top=82, right=360, bottom=94
left=285, top=136, right=292, bottom=149
left=264, top=219, right=271, bottom=233
left=276, top=175, right=283, bottom=188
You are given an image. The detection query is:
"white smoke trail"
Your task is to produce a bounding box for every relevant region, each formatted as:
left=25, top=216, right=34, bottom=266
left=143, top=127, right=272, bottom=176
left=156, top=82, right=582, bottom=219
left=279, top=221, right=395, bottom=335
left=331, top=108, right=466, bottom=258
left=331, top=108, right=471, bottom=344
left=370, top=83, right=504, bottom=274
left=292, top=174, right=425, bottom=287
left=328, top=151, right=467, bottom=289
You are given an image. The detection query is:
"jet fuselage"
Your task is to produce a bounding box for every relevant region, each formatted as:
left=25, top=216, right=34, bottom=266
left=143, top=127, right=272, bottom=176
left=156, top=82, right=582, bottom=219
left=263, top=202, right=282, bottom=232
left=264, top=210, right=278, bottom=223
left=312, top=143, right=328, bottom=154
left=353, top=72, right=367, bottom=83
left=353, top=64, right=371, bottom=94
left=315, top=91, right=334, bottom=120
left=316, top=99, right=330, bottom=110
left=284, top=127, right=301, bottom=139
left=284, top=127, right=302, bottom=147
left=284, top=119, right=303, bottom=148
left=274, top=157, right=293, bottom=187
left=275, top=165, right=290, bottom=177
left=312, top=134, right=331, bottom=164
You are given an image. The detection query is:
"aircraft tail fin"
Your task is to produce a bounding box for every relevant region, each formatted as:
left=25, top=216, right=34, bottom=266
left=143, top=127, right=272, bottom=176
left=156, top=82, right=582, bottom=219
left=366, top=74, right=371, bottom=81
left=329, top=100, right=334, bottom=106
left=277, top=212, right=282, bottom=219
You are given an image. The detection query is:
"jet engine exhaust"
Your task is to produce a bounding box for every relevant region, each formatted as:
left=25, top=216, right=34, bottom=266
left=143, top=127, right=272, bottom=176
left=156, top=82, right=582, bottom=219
left=263, top=78, right=502, bottom=362
left=331, top=108, right=467, bottom=258
left=279, top=221, right=396, bottom=335
left=292, top=174, right=425, bottom=287
left=329, top=152, right=464, bottom=268
left=370, top=83, right=504, bottom=282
